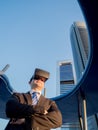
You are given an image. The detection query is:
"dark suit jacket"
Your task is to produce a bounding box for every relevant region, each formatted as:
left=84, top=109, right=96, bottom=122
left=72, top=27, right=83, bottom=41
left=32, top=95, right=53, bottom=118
left=6, top=92, right=62, bottom=130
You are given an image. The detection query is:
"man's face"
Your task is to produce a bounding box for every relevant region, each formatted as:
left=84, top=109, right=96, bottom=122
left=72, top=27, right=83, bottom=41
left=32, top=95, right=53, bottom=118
left=29, top=76, right=46, bottom=91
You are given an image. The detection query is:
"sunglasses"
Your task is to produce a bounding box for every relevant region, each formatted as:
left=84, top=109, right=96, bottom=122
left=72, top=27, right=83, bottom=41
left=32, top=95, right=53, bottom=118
left=33, top=75, right=46, bottom=82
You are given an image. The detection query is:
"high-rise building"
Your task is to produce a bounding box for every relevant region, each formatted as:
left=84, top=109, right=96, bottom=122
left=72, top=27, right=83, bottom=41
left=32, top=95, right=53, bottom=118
left=56, top=60, right=75, bottom=96
left=70, top=22, right=89, bottom=82
left=70, top=22, right=98, bottom=130
left=56, top=60, right=81, bottom=130
left=56, top=21, right=97, bottom=130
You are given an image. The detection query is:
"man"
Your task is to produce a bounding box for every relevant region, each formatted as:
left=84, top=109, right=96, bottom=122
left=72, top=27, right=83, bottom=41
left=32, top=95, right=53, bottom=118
left=5, top=68, right=62, bottom=130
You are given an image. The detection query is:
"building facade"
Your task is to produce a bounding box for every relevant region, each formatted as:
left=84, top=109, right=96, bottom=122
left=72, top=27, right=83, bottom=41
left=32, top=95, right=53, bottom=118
left=56, top=60, right=81, bottom=130
left=56, top=60, right=75, bottom=96
left=70, top=21, right=98, bottom=130
left=70, top=21, right=89, bottom=83
left=56, top=21, right=98, bottom=130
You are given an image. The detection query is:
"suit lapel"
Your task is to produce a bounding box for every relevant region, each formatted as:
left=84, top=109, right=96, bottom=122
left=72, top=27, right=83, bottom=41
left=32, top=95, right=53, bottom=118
left=26, top=92, right=32, bottom=105
left=37, top=95, right=45, bottom=106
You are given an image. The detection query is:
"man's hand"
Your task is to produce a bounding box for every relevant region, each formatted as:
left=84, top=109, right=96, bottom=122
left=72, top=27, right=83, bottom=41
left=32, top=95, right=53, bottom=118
left=10, top=118, right=25, bottom=125
left=34, top=106, right=48, bottom=115
left=43, top=110, right=48, bottom=115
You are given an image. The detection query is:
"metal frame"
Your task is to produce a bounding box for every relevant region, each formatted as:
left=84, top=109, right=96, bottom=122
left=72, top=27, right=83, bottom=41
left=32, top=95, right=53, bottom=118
left=78, top=91, right=88, bottom=130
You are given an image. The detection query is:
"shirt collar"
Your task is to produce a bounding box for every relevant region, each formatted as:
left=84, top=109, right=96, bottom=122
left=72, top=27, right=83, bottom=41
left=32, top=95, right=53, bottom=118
left=30, top=89, right=41, bottom=95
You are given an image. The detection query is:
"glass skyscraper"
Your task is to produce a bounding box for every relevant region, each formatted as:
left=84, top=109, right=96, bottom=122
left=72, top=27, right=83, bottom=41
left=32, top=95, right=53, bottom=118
left=57, top=21, right=97, bottom=130
left=70, top=21, right=98, bottom=130
left=56, top=60, right=75, bottom=96
left=56, top=60, right=80, bottom=130
left=70, top=22, right=89, bottom=82
left=60, top=61, right=75, bottom=95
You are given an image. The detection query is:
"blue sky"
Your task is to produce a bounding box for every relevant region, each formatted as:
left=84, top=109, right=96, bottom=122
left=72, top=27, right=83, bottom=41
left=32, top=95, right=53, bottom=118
left=0, top=0, right=85, bottom=129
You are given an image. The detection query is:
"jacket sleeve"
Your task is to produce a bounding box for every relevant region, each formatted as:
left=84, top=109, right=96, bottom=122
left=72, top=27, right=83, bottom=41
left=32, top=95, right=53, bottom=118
left=32, top=101, right=62, bottom=129
left=46, top=101, right=62, bottom=128
left=6, top=94, right=36, bottom=118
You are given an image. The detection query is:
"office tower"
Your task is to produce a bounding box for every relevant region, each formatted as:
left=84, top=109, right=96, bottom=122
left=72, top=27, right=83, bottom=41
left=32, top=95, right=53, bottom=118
left=56, top=60, right=80, bottom=129
left=70, top=22, right=89, bottom=82
left=70, top=22, right=98, bottom=130
left=56, top=60, right=75, bottom=96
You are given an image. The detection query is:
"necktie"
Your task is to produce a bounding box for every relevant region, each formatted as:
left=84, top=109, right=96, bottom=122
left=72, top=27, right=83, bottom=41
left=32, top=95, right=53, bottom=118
left=32, top=92, right=38, bottom=105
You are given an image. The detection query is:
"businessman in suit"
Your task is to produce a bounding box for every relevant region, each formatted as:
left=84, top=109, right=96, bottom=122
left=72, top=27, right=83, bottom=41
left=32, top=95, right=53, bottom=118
left=5, top=68, right=62, bottom=130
